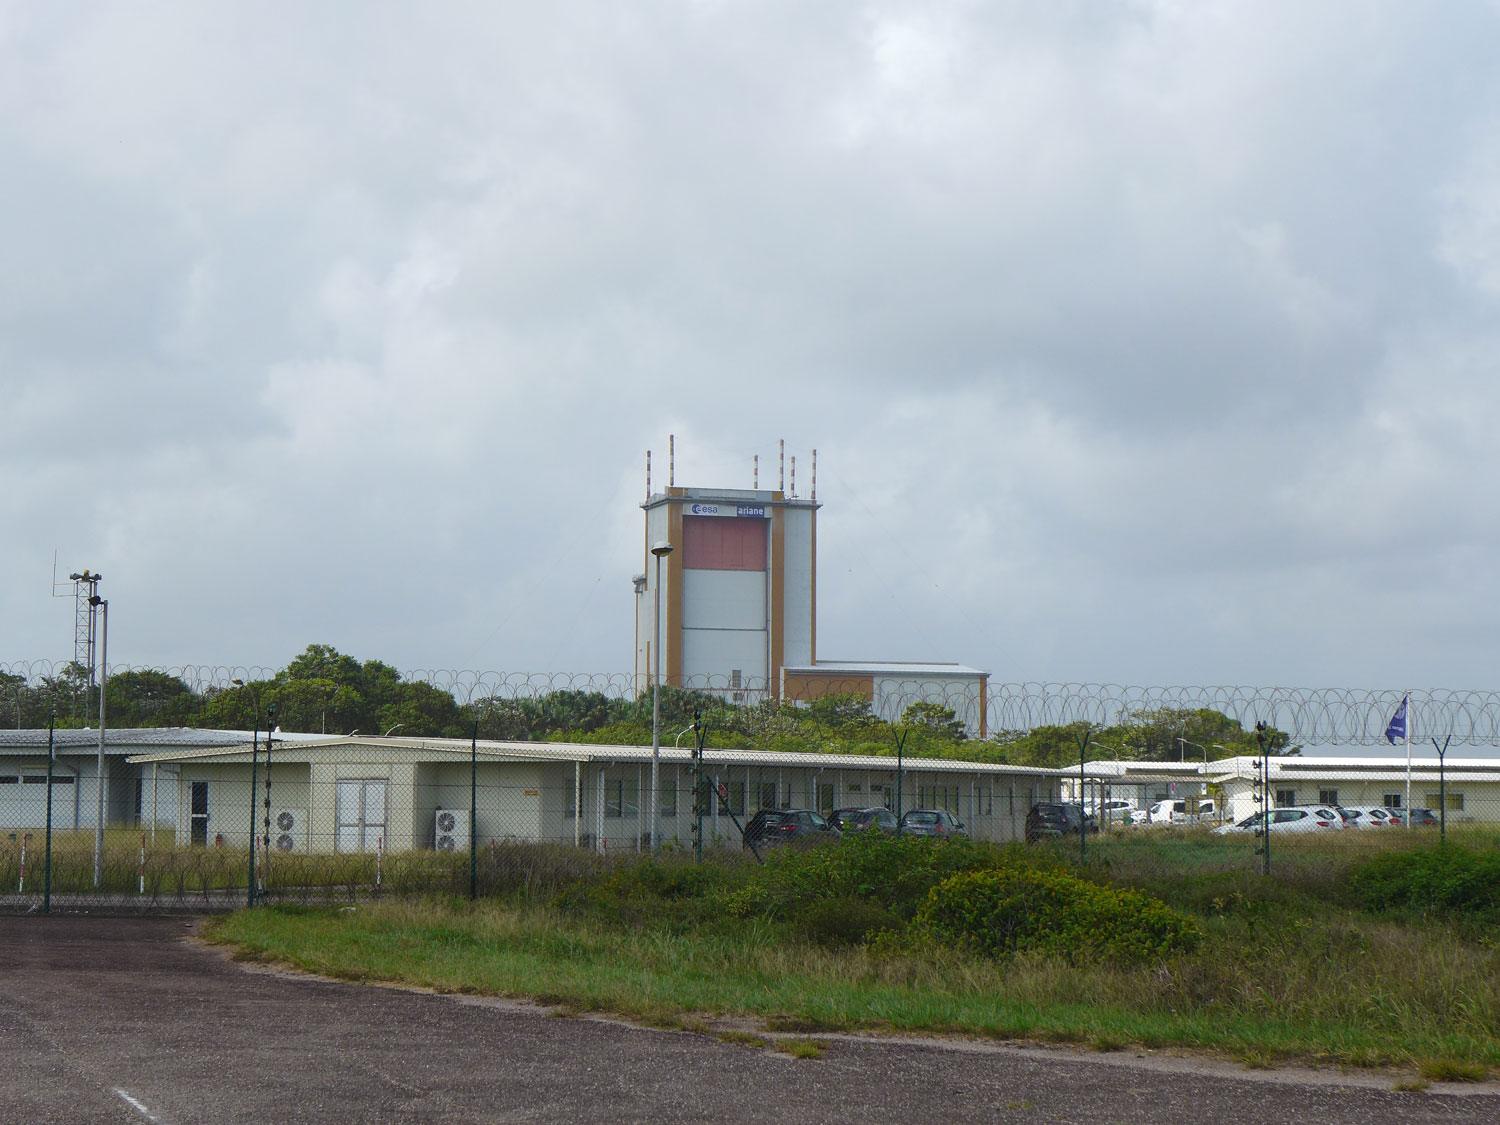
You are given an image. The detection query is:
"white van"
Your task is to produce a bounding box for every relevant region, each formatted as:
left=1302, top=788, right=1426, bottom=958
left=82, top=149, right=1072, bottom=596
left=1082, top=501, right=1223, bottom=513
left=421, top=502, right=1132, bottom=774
left=1148, top=798, right=1216, bottom=824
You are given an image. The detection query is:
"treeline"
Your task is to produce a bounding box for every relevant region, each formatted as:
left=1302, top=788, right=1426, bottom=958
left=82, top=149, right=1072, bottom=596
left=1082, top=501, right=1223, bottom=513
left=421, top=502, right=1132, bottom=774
left=1, top=644, right=1294, bottom=765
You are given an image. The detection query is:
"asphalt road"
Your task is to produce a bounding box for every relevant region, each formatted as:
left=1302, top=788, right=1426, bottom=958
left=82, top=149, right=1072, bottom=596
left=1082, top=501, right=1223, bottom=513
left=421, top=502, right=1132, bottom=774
left=1, top=914, right=1496, bottom=1124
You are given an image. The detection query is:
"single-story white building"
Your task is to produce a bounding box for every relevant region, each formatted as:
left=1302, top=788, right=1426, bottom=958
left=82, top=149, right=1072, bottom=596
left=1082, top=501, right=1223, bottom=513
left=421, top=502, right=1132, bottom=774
left=126, top=736, right=1062, bottom=852
left=0, top=728, right=336, bottom=833
left=1208, top=755, right=1500, bottom=824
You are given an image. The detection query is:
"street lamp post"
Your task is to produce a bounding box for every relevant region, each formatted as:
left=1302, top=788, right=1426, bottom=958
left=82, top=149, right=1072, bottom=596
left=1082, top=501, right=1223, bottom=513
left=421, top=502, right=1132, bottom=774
left=649, top=540, right=674, bottom=850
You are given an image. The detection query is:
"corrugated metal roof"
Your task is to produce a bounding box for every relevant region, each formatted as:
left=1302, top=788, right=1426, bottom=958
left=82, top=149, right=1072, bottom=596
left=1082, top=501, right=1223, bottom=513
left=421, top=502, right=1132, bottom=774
left=0, top=728, right=340, bottom=751
left=127, top=735, right=1053, bottom=776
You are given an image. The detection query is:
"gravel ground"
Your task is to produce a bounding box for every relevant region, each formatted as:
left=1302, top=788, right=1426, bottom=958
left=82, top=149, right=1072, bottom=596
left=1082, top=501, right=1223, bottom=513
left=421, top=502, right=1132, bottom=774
left=1, top=914, right=1496, bottom=1124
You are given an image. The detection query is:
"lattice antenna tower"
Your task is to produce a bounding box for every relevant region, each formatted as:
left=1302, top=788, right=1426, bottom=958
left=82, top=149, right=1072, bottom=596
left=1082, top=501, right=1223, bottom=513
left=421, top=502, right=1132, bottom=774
left=52, top=557, right=101, bottom=719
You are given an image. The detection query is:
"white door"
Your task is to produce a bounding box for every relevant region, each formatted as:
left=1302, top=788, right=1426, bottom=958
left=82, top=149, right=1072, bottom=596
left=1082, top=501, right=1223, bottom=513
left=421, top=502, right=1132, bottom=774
left=335, top=779, right=388, bottom=852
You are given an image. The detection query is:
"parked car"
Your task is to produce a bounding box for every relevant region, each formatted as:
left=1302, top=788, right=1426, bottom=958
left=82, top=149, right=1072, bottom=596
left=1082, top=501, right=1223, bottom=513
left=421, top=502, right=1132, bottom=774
left=899, top=809, right=968, bottom=838
left=1025, top=803, right=1098, bottom=842
left=1342, top=806, right=1398, bottom=828
left=1389, top=807, right=1439, bottom=827
left=830, top=807, right=898, bottom=834
left=1211, top=806, right=1345, bottom=835
left=1147, top=798, right=1216, bottom=824
left=741, top=809, right=841, bottom=850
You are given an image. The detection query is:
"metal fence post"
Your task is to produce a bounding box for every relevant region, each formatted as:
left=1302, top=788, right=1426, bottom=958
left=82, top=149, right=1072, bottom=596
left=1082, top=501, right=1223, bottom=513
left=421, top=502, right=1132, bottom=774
left=1433, top=734, right=1450, bottom=842
left=1074, top=725, right=1092, bottom=864
left=247, top=721, right=259, bottom=907
left=470, top=723, right=478, bottom=901
left=44, top=713, right=54, bottom=914
left=893, top=729, right=908, bottom=835
left=692, top=710, right=705, bottom=863
left=263, top=703, right=276, bottom=897
left=1254, top=722, right=1271, bottom=877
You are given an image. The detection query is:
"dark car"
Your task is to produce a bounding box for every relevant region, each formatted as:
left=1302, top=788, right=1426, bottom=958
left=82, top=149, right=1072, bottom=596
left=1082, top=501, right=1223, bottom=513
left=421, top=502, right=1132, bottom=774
left=831, top=807, right=899, bottom=834
left=1391, top=807, right=1439, bottom=827
left=1025, top=802, right=1098, bottom=843
left=741, top=808, right=841, bottom=850
left=899, top=809, right=968, bottom=838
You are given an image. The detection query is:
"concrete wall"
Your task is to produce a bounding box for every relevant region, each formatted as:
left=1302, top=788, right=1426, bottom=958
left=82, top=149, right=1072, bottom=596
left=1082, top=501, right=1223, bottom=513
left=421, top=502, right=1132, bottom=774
left=781, top=505, right=815, bottom=669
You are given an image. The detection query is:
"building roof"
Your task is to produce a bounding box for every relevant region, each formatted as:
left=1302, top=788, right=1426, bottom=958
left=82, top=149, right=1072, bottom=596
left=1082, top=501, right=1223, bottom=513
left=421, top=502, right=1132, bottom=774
left=1076, top=760, right=1212, bottom=782
left=642, top=487, right=820, bottom=511
left=1207, top=755, right=1500, bottom=784
left=785, top=661, right=990, bottom=678
left=126, top=735, right=1051, bottom=777
left=0, top=728, right=340, bottom=751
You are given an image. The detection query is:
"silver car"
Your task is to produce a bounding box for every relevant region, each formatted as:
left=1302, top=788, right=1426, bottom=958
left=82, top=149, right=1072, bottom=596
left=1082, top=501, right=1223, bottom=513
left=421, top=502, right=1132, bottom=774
left=1212, top=806, right=1344, bottom=835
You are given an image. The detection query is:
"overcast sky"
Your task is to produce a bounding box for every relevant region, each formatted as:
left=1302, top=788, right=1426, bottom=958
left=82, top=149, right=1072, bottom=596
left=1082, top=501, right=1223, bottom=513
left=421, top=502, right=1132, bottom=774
left=4, top=1, right=1500, bottom=697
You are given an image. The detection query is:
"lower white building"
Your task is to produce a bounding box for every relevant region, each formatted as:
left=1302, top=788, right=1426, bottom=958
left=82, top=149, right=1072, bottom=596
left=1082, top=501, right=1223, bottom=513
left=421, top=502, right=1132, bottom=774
left=127, top=736, right=1060, bottom=852
left=1208, top=755, right=1500, bottom=824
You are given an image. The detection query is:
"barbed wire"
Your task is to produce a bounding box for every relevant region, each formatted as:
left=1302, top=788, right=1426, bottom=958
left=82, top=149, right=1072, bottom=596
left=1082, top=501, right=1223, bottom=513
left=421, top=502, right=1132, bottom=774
left=2, top=659, right=1494, bottom=745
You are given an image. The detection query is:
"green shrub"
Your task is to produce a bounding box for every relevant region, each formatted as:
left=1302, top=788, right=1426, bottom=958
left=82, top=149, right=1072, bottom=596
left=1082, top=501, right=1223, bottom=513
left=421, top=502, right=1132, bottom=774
left=551, top=854, right=748, bottom=929
left=917, top=866, right=1200, bottom=961
left=795, top=894, right=905, bottom=946
left=1346, top=846, right=1500, bottom=920
left=729, top=830, right=1023, bottom=921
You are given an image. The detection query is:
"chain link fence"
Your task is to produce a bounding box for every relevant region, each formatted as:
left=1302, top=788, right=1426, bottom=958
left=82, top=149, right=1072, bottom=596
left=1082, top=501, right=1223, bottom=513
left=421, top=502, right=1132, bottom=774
left=1, top=749, right=1491, bottom=913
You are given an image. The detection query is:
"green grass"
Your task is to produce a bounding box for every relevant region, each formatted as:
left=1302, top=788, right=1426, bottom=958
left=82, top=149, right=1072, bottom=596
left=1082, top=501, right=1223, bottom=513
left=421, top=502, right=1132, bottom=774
left=206, top=895, right=1500, bottom=1070
left=192, top=833, right=1500, bottom=1074
left=1418, top=1058, right=1490, bottom=1083
left=774, top=1038, right=827, bottom=1059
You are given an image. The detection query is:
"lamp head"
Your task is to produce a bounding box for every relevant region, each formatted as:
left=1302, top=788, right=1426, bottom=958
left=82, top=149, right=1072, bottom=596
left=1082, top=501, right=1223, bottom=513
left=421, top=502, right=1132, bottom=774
left=650, top=540, right=674, bottom=558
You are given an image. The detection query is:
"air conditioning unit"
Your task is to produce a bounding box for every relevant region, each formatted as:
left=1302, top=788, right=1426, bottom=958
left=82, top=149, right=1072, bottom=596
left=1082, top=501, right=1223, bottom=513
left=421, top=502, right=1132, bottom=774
left=435, top=809, right=471, bottom=851
left=272, top=808, right=308, bottom=852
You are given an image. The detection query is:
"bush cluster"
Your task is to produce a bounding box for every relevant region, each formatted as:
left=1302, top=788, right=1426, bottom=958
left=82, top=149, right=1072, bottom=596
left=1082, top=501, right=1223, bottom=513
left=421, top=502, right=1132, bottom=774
left=1345, top=846, right=1500, bottom=921
left=916, top=865, right=1200, bottom=961
left=722, top=830, right=1015, bottom=922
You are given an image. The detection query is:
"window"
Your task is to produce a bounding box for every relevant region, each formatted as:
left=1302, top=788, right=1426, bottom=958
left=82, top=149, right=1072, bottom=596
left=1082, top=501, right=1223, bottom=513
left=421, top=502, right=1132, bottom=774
left=565, top=778, right=577, bottom=819
left=1275, top=789, right=1297, bottom=808
left=661, top=778, right=677, bottom=818
left=1383, top=793, right=1402, bottom=808
left=0, top=775, right=17, bottom=784
left=978, top=788, right=992, bottom=816
left=754, top=781, right=777, bottom=810
left=605, top=778, right=639, bottom=818
left=917, top=785, right=960, bottom=812
left=1425, top=792, right=1464, bottom=811
left=1319, top=789, right=1339, bottom=806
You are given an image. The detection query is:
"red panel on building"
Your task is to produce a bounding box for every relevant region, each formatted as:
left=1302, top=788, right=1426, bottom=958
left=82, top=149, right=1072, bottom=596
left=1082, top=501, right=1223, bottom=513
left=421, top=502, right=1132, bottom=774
left=682, top=516, right=767, bottom=571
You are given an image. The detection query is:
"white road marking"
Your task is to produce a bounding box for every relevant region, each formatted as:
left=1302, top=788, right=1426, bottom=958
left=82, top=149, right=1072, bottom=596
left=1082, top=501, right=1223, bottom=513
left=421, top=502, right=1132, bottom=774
left=113, top=1088, right=163, bottom=1122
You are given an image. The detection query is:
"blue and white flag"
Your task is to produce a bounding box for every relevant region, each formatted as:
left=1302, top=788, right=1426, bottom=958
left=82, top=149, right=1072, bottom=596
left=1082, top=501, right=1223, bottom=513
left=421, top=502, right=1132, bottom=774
left=1385, top=695, right=1409, bottom=745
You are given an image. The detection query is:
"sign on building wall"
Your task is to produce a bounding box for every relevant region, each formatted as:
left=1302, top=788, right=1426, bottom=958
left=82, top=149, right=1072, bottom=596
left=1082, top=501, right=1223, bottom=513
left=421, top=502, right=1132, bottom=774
left=687, top=503, right=768, bottom=519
